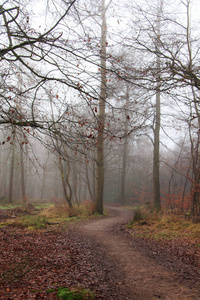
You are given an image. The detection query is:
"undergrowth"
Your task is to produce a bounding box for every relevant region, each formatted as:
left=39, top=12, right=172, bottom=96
left=128, top=207, right=200, bottom=245
left=40, top=201, right=95, bottom=219
left=0, top=204, right=23, bottom=210
left=0, top=201, right=98, bottom=229
left=55, top=286, right=94, bottom=300
left=6, top=216, right=48, bottom=229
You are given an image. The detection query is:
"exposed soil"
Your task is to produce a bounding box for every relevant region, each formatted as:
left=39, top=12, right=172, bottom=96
left=0, top=204, right=199, bottom=299
left=74, top=204, right=200, bottom=300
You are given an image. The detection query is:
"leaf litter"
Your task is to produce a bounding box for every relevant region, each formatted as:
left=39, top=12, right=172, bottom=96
left=0, top=225, right=123, bottom=299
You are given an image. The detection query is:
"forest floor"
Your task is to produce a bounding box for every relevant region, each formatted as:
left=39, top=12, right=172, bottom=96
left=0, top=204, right=200, bottom=299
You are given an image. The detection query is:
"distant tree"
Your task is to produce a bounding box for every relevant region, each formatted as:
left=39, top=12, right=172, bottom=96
left=153, top=0, right=163, bottom=211
left=120, top=84, right=129, bottom=205
left=8, top=127, right=16, bottom=204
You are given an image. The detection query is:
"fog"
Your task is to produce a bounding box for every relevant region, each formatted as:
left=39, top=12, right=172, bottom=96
left=0, top=0, right=199, bottom=214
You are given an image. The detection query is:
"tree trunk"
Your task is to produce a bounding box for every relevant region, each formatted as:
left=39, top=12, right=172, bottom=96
left=9, top=129, right=16, bottom=204
left=58, top=155, right=73, bottom=208
left=20, top=133, right=26, bottom=201
left=153, top=87, right=161, bottom=210
left=85, top=160, right=94, bottom=202
left=120, top=86, right=129, bottom=205
left=186, top=0, right=200, bottom=216
left=73, top=160, right=79, bottom=204
left=0, top=149, right=8, bottom=199
left=95, top=0, right=107, bottom=214
left=93, top=158, right=96, bottom=202
left=153, top=1, right=163, bottom=211
left=121, top=136, right=128, bottom=204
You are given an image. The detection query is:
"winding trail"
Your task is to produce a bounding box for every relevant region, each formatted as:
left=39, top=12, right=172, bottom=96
left=75, top=205, right=199, bottom=300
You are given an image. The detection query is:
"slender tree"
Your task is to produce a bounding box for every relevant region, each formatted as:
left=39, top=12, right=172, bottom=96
left=95, top=0, right=112, bottom=214
left=153, top=0, right=163, bottom=211
left=9, top=128, right=16, bottom=204
left=120, top=85, right=129, bottom=205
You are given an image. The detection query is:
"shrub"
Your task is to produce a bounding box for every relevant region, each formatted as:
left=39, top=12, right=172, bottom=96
left=41, top=201, right=95, bottom=219
left=41, top=204, right=70, bottom=218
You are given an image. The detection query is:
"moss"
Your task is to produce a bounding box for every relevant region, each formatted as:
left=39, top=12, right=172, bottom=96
left=56, top=287, right=95, bottom=300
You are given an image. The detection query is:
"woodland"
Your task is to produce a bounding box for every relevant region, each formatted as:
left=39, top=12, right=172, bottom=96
left=0, top=1, right=200, bottom=299
left=0, top=0, right=200, bottom=216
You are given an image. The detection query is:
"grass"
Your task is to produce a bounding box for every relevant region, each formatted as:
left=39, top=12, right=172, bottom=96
left=0, top=203, right=23, bottom=210
left=45, top=286, right=95, bottom=300
left=56, top=287, right=94, bottom=300
left=0, top=201, right=98, bottom=230
left=128, top=207, right=200, bottom=244
left=40, top=201, right=95, bottom=219
left=5, top=215, right=48, bottom=229
left=0, top=202, right=55, bottom=210
left=33, top=203, right=55, bottom=210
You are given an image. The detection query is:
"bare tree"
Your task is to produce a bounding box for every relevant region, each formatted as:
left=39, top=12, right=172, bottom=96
left=95, top=0, right=109, bottom=214
left=153, top=0, right=163, bottom=211
left=8, top=128, right=16, bottom=204
left=120, top=85, right=129, bottom=205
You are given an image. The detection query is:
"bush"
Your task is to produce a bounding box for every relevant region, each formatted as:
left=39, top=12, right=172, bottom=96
left=41, top=201, right=95, bottom=219
left=69, top=201, right=95, bottom=218
left=41, top=204, right=70, bottom=218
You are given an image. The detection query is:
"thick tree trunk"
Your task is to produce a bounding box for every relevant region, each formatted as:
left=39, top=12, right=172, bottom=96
left=186, top=0, right=200, bottom=216
left=95, top=0, right=107, bottom=214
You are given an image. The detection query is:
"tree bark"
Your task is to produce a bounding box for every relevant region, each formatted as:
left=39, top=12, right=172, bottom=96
left=153, top=1, right=163, bottom=211
left=95, top=0, right=107, bottom=214
left=120, top=86, right=129, bottom=205
left=186, top=1, right=200, bottom=216
left=9, top=129, right=16, bottom=204
left=20, top=133, right=26, bottom=201
left=153, top=86, right=161, bottom=211
left=85, top=160, right=94, bottom=202
left=58, top=154, right=73, bottom=208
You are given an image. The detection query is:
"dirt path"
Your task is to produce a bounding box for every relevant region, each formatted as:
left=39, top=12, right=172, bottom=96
left=75, top=205, right=199, bottom=300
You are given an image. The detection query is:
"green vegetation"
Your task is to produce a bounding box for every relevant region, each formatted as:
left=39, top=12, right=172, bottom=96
left=33, top=203, right=55, bottom=210
left=1, top=215, right=48, bottom=230
left=0, top=201, right=98, bottom=229
left=46, top=286, right=95, bottom=300
left=128, top=207, right=200, bottom=244
left=40, top=202, right=95, bottom=219
left=56, top=287, right=94, bottom=300
left=0, top=203, right=23, bottom=210
left=21, top=216, right=48, bottom=229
